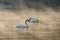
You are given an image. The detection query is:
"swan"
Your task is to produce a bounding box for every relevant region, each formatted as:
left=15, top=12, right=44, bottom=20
left=28, top=17, right=39, bottom=23
left=16, top=19, right=29, bottom=29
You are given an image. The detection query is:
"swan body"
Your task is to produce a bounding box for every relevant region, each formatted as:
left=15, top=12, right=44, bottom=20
left=16, top=24, right=28, bottom=28
left=16, top=19, right=28, bottom=28
left=28, top=17, right=39, bottom=23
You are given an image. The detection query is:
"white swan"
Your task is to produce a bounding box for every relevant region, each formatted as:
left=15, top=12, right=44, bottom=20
left=28, top=17, right=39, bottom=23
left=16, top=19, right=29, bottom=29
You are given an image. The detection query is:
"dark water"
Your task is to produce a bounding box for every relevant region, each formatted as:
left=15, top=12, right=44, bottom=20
left=0, top=0, right=60, bottom=10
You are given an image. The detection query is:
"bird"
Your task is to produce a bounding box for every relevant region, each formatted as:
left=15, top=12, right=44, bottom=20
left=28, top=17, right=39, bottom=23
left=16, top=19, right=29, bottom=29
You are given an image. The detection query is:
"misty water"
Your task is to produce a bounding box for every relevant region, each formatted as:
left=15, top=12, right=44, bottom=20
left=0, top=0, right=60, bottom=40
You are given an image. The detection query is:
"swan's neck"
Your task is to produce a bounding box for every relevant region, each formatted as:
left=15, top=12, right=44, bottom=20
left=25, top=19, right=29, bottom=27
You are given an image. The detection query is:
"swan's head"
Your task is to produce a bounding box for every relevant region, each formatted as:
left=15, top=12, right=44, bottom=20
left=27, top=17, right=39, bottom=23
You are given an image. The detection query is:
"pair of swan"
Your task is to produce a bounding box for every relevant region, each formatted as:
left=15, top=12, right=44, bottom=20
left=16, top=17, right=39, bottom=29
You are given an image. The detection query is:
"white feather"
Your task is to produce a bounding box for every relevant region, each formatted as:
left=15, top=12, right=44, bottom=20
left=29, top=17, right=39, bottom=23
left=16, top=24, right=28, bottom=28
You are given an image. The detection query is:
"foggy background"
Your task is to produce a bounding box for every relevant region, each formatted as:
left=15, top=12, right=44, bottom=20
left=0, top=0, right=60, bottom=40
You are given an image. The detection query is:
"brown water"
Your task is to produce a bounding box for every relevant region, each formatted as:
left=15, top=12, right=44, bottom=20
left=0, top=9, right=60, bottom=40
